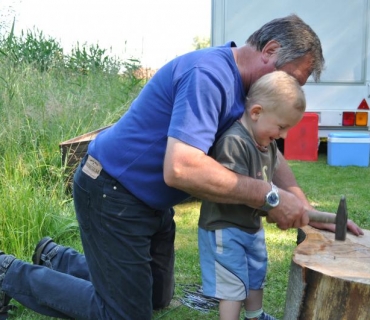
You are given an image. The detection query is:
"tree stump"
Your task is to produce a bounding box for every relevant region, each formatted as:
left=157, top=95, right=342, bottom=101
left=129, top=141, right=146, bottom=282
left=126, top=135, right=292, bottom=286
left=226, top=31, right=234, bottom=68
left=284, top=226, right=370, bottom=320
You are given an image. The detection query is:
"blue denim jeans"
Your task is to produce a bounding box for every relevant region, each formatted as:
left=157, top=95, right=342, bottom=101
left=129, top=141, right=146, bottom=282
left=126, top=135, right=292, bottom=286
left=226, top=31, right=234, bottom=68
left=1, top=157, right=175, bottom=319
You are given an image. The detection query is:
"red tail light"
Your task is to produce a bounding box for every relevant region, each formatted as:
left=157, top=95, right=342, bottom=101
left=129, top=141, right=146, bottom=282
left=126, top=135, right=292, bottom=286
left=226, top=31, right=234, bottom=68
left=342, top=112, right=355, bottom=126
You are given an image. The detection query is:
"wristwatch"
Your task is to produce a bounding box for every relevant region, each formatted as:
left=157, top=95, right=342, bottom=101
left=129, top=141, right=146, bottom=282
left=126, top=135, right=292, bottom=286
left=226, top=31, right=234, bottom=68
left=260, top=182, right=280, bottom=211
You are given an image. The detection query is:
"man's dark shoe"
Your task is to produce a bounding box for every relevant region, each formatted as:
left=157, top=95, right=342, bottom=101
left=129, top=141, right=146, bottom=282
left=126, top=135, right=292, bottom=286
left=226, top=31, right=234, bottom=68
left=0, top=252, right=17, bottom=319
left=0, top=290, right=16, bottom=319
left=32, top=237, right=59, bottom=268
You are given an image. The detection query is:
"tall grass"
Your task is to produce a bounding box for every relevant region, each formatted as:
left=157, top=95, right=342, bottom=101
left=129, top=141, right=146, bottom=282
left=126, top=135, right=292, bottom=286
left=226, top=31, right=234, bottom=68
left=0, top=29, right=144, bottom=259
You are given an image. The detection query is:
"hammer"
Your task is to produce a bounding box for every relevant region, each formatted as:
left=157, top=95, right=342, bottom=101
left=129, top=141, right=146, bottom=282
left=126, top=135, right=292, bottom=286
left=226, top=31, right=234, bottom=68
left=308, top=196, right=348, bottom=241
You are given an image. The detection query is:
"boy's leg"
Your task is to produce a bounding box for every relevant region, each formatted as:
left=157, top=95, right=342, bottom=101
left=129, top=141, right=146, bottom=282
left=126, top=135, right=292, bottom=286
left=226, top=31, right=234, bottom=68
left=244, top=229, right=276, bottom=320
left=198, top=227, right=250, bottom=320
left=219, top=300, right=242, bottom=320
left=244, top=289, right=265, bottom=319
left=245, top=289, right=263, bottom=311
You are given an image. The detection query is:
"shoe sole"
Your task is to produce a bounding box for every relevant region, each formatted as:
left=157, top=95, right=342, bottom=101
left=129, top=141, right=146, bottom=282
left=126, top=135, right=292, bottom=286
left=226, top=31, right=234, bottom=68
left=32, top=237, right=54, bottom=265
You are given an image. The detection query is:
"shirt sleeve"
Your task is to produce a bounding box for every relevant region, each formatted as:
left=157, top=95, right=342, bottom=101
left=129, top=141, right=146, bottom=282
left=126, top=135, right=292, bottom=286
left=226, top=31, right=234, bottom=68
left=167, top=66, right=232, bottom=154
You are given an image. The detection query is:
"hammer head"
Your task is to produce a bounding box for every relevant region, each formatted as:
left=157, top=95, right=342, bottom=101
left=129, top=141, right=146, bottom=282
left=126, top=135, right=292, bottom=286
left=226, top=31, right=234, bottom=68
left=335, top=196, right=348, bottom=241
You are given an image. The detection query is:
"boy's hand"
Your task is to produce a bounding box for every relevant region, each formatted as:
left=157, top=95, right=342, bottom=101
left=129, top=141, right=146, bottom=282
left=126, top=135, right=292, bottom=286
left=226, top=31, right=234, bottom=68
left=309, top=220, right=364, bottom=236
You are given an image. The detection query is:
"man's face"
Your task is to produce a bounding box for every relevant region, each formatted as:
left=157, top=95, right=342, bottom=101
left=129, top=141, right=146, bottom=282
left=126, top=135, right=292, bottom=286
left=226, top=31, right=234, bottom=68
left=278, top=54, right=314, bottom=86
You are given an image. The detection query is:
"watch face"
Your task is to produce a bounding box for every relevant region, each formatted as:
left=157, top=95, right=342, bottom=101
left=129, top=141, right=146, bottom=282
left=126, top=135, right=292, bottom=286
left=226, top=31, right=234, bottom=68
left=267, top=192, right=279, bottom=205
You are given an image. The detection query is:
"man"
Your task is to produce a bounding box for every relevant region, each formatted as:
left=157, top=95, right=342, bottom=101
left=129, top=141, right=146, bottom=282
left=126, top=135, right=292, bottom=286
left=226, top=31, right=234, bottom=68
left=0, top=14, right=362, bottom=320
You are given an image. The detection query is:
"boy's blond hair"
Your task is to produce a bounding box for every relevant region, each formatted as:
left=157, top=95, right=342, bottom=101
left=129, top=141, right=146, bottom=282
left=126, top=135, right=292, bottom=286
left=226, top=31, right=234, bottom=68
left=245, top=71, right=306, bottom=112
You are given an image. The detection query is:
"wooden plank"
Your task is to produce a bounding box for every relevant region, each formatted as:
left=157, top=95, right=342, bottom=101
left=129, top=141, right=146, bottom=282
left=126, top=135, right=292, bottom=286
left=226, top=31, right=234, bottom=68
left=59, top=125, right=111, bottom=189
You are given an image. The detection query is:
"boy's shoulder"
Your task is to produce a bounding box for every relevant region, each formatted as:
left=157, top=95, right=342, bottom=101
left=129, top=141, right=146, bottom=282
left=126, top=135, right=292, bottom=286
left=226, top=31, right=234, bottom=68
left=216, top=121, right=255, bottom=152
left=221, top=120, right=250, bottom=139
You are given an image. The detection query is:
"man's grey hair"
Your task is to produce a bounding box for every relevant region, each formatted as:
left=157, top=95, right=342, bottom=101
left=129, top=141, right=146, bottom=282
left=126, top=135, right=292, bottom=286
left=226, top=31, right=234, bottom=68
left=246, top=14, right=325, bottom=82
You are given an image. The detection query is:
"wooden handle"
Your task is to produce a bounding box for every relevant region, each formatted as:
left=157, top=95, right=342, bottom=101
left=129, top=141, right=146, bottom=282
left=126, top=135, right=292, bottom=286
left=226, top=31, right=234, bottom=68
left=308, top=211, right=336, bottom=224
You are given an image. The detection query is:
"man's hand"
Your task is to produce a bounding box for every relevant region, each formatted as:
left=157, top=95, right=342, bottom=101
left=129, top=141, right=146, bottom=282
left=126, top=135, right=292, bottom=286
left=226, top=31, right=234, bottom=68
left=265, top=190, right=309, bottom=230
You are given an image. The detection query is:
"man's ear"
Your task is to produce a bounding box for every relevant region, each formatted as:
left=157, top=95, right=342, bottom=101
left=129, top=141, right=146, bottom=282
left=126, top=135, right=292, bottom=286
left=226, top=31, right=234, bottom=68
left=261, top=40, right=280, bottom=63
left=250, top=104, right=262, bottom=120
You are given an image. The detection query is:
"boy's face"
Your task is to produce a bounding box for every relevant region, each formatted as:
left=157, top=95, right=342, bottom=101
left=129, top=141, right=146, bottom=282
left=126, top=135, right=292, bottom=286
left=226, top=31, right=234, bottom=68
left=249, top=104, right=303, bottom=147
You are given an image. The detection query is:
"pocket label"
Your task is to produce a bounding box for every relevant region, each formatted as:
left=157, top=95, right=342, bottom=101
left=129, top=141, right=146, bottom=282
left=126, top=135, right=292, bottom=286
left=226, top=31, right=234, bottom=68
left=82, top=155, right=103, bottom=179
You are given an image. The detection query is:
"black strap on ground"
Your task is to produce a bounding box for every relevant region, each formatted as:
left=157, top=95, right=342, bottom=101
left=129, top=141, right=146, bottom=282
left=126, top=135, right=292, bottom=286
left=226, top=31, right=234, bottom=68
left=0, top=304, right=17, bottom=320
left=178, top=284, right=219, bottom=313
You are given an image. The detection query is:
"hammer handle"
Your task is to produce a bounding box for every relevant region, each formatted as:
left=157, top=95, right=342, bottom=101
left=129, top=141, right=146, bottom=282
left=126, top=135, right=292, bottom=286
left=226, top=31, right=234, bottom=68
left=308, top=210, right=336, bottom=224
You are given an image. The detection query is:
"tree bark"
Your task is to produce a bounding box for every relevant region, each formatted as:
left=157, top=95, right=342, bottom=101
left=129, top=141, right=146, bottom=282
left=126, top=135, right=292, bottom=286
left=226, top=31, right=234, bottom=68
left=284, top=226, right=370, bottom=320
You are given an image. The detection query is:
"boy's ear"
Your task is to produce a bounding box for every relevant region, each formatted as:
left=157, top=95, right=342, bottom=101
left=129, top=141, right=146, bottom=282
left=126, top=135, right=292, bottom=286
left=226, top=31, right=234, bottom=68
left=250, top=104, right=262, bottom=120
left=261, top=40, right=280, bottom=63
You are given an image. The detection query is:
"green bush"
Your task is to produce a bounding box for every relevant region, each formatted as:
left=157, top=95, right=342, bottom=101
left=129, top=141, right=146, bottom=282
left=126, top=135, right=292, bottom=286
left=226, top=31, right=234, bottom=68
left=66, top=42, right=121, bottom=75
left=0, top=22, right=63, bottom=72
left=0, top=21, right=127, bottom=76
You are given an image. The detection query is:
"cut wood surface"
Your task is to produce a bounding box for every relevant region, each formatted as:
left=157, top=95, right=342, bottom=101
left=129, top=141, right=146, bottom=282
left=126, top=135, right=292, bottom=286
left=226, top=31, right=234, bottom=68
left=284, top=226, right=370, bottom=320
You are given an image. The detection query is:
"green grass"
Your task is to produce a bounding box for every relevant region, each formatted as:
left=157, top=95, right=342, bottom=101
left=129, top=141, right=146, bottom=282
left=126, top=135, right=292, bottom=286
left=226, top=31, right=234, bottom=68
left=153, top=154, right=370, bottom=320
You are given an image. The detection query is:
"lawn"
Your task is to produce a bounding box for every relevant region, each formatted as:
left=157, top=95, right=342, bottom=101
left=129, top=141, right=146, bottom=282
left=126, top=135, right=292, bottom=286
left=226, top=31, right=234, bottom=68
left=152, top=154, right=370, bottom=319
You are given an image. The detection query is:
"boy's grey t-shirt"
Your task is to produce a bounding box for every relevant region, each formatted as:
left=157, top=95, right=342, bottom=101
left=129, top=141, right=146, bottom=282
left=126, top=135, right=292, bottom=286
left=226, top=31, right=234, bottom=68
left=198, top=120, right=279, bottom=234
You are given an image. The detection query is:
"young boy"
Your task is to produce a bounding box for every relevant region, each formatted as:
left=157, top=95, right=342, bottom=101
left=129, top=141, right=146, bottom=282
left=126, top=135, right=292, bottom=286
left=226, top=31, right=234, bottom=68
left=198, top=71, right=306, bottom=320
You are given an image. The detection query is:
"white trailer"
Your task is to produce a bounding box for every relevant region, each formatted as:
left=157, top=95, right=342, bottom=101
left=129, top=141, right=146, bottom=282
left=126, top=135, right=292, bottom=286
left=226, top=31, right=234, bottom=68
left=211, top=0, right=370, bottom=138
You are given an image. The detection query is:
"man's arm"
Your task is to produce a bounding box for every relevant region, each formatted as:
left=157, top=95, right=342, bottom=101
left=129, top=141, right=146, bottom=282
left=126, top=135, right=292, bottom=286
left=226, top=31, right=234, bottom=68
left=163, top=137, right=308, bottom=229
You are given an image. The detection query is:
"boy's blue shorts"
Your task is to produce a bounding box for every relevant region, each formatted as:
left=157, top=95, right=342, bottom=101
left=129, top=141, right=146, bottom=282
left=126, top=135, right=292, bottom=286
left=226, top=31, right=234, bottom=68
left=198, top=227, right=267, bottom=301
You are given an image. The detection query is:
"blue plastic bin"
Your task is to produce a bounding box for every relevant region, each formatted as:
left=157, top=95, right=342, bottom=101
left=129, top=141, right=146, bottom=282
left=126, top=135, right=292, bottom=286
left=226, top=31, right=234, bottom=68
left=328, top=132, right=370, bottom=167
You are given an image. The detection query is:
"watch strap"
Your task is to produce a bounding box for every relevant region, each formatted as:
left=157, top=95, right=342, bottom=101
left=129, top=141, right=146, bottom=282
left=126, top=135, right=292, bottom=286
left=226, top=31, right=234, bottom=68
left=260, top=182, right=279, bottom=211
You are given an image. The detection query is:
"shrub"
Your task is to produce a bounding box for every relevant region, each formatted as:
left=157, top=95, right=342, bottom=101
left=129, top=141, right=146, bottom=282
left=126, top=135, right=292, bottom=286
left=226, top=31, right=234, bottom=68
left=65, top=42, right=122, bottom=75
left=0, top=20, right=127, bottom=75
left=0, top=21, right=64, bottom=71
